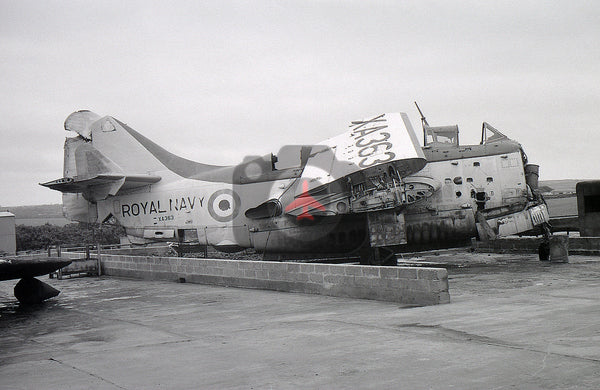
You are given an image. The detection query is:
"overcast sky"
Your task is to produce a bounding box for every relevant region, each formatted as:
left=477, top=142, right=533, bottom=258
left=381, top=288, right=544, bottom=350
left=1, top=0, right=598, bottom=206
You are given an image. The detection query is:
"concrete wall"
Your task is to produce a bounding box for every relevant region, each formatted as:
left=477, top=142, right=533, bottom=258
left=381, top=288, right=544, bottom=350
left=0, top=212, right=16, bottom=255
left=473, top=236, right=600, bottom=255
left=99, top=255, right=450, bottom=305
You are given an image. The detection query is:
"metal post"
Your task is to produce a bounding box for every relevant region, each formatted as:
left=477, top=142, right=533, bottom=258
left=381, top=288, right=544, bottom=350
left=204, top=227, right=208, bottom=258
left=57, top=245, right=63, bottom=279
left=96, top=242, right=102, bottom=276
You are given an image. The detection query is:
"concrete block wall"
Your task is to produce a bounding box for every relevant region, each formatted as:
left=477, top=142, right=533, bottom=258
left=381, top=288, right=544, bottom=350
left=100, top=255, right=450, bottom=305
left=472, top=236, right=600, bottom=255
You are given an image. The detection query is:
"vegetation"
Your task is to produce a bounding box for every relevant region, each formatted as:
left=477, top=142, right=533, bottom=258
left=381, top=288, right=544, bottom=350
left=16, top=223, right=125, bottom=252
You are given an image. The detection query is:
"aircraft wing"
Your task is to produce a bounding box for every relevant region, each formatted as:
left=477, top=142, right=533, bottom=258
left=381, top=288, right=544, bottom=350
left=298, top=113, right=426, bottom=194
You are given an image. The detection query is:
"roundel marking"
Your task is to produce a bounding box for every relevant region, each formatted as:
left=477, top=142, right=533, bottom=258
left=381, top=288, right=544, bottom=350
left=207, top=189, right=241, bottom=222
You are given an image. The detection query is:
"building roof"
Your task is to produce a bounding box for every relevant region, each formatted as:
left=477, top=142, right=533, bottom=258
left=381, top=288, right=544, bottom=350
left=0, top=212, right=15, bottom=218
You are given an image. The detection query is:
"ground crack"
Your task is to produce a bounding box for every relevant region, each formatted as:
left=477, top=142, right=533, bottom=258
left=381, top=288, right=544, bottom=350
left=396, top=323, right=600, bottom=363
left=49, top=357, right=128, bottom=389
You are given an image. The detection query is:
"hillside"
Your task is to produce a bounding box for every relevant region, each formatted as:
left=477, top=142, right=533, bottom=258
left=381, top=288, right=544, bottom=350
left=0, top=204, right=70, bottom=226
left=539, top=179, right=581, bottom=194
left=0, top=204, right=63, bottom=219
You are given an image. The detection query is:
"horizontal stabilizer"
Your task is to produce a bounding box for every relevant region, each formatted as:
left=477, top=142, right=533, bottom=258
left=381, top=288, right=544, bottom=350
left=41, top=173, right=160, bottom=201
left=41, top=136, right=161, bottom=201
left=41, top=174, right=161, bottom=193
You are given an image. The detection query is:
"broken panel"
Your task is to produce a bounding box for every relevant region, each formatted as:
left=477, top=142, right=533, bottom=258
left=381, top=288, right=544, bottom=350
left=367, top=211, right=406, bottom=247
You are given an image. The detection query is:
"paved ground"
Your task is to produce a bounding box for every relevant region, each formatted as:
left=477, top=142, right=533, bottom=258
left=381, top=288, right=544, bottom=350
left=1, top=253, right=599, bottom=389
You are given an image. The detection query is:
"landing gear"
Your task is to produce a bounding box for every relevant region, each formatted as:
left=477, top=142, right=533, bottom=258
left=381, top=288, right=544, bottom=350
left=358, top=246, right=397, bottom=266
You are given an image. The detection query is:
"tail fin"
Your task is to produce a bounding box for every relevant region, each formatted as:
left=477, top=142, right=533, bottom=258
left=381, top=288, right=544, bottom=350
left=42, top=111, right=162, bottom=201
left=42, top=110, right=230, bottom=222
left=41, top=111, right=166, bottom=222
left=63, top=110, right=226, bottom=178
left=65, top=110, right=169, bottom=174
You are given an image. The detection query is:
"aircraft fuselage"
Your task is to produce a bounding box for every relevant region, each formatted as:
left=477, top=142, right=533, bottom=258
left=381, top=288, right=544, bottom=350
left=42, top=110, right=549, bottom=264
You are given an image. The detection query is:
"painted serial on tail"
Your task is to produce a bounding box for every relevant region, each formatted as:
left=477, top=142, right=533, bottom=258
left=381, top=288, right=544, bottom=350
left=42, top=107, right=549, bottom=265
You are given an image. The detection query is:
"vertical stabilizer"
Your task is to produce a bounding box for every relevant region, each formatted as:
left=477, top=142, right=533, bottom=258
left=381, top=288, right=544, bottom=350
left=62, top=193, right=98, bottom=224
left=61, top=133, right=99, bottom=223
left=88, top=116, right=168, bottom=174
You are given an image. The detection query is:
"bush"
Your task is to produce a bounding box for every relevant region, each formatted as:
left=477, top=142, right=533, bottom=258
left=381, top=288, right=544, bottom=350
left=16, top=223, right=125, bottom=251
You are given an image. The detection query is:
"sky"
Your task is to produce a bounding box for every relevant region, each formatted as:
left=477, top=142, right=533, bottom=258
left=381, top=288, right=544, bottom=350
left=1, top=0, right=599, bottom=206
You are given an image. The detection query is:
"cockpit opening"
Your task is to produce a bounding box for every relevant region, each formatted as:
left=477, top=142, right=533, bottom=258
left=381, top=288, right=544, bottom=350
left=424, top=125, right=459, bottom=147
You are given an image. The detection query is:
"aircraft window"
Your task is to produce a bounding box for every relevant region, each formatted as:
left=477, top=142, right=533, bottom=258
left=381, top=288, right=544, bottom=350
left=437, top=134, right=456, bottom=144
left=481, top=122, right=509, bottom=144
left=473, top=162, right=480, bottom=167
left=487, top=177, right=494, bottom=183
left=453, top=177, right=462, bottom=185
left=425, top=125, right=459, bottom=146
left=456, top=191, right=462, bottom=198
left=445, top=178, right=452, bottom=184
left=467, top=178, right=473, bottom=183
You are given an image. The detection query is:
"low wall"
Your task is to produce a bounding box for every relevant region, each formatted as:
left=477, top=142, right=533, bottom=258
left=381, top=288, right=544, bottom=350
left=100, top=255, right=450, bottom=305
left=473, top=236, right=600, bottom=255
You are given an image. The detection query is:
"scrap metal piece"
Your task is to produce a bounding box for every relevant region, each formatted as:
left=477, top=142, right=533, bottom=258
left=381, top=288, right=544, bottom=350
left=14, top=277, right=61, bottom=304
